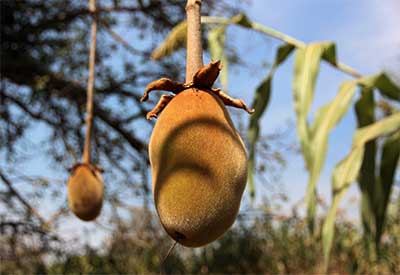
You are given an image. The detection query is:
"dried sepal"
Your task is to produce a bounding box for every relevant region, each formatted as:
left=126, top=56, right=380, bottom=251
left=141, top=78, right=186, bottom=102
left=192, top=60, right=222, bottom=88
left=146, top=94, right=174, bottom=120
left=141, top=60, right=254, bottom=119
left=211, top=88, right=255, bottom=114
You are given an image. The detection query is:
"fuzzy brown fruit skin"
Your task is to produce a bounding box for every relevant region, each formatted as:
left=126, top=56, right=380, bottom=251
left=67, top=164, right=104, bottom=221
left=149, top=88, right=247, bottom=247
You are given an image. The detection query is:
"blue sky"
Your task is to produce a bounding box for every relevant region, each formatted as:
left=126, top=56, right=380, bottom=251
left=2, top=0, right=399, bottom=247
left=226, top=0, right=400, bottom=213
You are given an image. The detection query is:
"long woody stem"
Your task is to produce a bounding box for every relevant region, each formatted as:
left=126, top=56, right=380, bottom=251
left=83, top=0, right=97, bottom=164
left=185, top=0, right=203, bottom=83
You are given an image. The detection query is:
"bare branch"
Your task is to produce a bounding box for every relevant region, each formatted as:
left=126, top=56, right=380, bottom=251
left=33, top=5, right=154, bottom=30
left=99, top=19, right=141, bottom=56
left=0, top=171, right=46, bottom=225
left=2, top=93, right=58, bottom=126
left=95, top=107, right=147, bottom=156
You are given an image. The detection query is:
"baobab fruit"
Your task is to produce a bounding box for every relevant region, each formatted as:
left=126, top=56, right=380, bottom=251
left=141, top=61, right=254, bottom=247
left=67, top=164, right=103, bottom=221
left=150, top=88, right=248, bottom=247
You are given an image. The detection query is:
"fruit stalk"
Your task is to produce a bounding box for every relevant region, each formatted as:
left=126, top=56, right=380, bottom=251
left=185, top=0, right=203, bottom=83
left=83, top=0, right=97, bottom=164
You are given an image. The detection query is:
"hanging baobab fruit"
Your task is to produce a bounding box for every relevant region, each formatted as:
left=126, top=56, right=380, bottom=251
left=68, top=164, right=104, bottom=221
left=67, top=0, right=104, bottom=221
left=141, top=0, right=254, bottom=247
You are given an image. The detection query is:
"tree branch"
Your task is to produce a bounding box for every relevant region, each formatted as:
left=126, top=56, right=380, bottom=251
left=33, top=5, right=151, bottom=30
left=0, top=171, right=46, bottom=225
left=2, top=54, right=147, bottom=155
left=96, top=107, right=147, bottom=155
left=99, top=19, right=141, bottom=56
left=2, top=93, right=58, bottom=126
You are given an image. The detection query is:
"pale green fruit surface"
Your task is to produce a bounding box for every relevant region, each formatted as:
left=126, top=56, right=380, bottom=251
left=149, top=88, right=247, bottom=247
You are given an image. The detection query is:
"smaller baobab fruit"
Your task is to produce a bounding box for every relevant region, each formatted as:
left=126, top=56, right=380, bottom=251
left=67, top=164, right=104, bottom=221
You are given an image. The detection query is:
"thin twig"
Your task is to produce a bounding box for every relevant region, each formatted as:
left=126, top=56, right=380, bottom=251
left=45, top=205, right=69, bottom=226
left=33, top=4, right=161, bottom=30
left=83, top=0, right=98, bottom=164
left=99, top=19, right=141, bottom=56
left=185, top=0, right=203, bottom=82
left=0, top=171, right=46, bottom=225
left=202, top=16, right=363, bottom=79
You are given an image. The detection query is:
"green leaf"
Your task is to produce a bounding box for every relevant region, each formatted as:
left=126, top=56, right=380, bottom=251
left=359, top=73, right=400, bottom=101
left=322, top=112, right=400, bottom=271
left=251, top=44, right=295, bottom=125
left=292, top=41, right=336, bottom=232
left=355, top=88, right=377, bottom=245
left=151, top=20, right=187, bottom=60
left=293, top=42, right=336, bottom=121
left=208, top=25, right=229, bottom=90
left=229, top=13, right=253, bottom=28
left=305, top=81, right=358, bottom=233
left=322, top=74, right=399, bottom=269
left=247, top=43, right=294, bottom=200
left=207, top=13, right=255, bottom=90
left=375, top=130, right=400, bottom=245
left=293, top=42, right=336, bottom=169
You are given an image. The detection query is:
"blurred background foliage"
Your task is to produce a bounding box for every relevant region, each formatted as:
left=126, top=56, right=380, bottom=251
left=2, top=192, right=400, bottom=274
left=1, top=0, right=399, bottom=274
